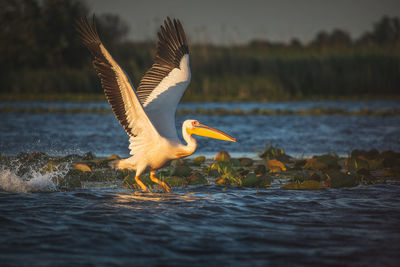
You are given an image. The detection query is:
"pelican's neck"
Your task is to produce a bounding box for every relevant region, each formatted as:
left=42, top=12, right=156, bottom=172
left=180, top=125, right=197, bottom=157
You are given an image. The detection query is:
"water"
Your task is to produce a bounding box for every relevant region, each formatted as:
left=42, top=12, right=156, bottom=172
left=1, top=186, right=399, bottom=266
left=1, top=100, right=400, bottom=266
left=1, top=101, right=400, bottom=157
left=2, top=99, right=399, bottom=111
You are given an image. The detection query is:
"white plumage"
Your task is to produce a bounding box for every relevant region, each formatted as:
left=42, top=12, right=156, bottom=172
left=142, top=54, right=191, bottom=141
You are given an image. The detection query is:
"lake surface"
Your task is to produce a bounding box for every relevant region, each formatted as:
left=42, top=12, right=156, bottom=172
left=1, top=185, right=400, bottom=266
left=1, top=100, right=400, bottom=157
left=1, top=100, right=400, bottom=266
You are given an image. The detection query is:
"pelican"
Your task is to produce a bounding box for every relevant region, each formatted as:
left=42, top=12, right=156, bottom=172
left=76, top=16, right=236, bottom=192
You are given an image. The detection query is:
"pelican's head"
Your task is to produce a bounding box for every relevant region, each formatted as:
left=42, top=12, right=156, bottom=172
left=184, top=120, right=237, bottom=142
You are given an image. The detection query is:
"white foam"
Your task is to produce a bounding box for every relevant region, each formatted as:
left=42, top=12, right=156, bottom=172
left=0, top=168, right=29, bottom=193
left=0, top=166, right=67, bottom=193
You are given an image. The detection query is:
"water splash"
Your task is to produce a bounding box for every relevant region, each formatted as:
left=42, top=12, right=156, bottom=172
left=0, top=164, right=69, bottom=193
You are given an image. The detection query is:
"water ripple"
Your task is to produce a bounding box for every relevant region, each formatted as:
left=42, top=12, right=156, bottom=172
left=1, top=185, right=400, bottom=266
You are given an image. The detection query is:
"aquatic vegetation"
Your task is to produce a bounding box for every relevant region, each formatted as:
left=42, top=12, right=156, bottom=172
left=214, top=151, right=231, bottom=162
left=193, top=156, right=206, bottom=166
left=313, top=154, right=341, bottom=169
left=171, top=165, right=193, bottom=177
left=345, top=149, right=399, bottom=172
left=1, top=148, right=399, bottom=192
left=254, top=164, right=267, bottom=175
left=267, top=159, right=287, bottom=172
left=74, top=163, right=91, bottom=172
left=258, top=144, right=291, bottom=162
left=188, top=172, right=208, bottom=185
left=210, top=161, right=241, bottom=186
left=324, top=170, right=358, bottom=188
left=303, top=158, right=329, bottom=171
left=239, top=157, right=253, bottom=167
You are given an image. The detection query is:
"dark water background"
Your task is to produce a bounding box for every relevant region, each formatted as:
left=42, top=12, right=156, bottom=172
left=1, top=100, right=400, bottom=266
left=1, top=186, right=400, bottom=266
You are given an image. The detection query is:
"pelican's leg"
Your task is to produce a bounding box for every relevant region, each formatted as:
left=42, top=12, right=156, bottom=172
left=135, top=176, right=150, bottom=192
left=150, top=171, right=171, bottom=193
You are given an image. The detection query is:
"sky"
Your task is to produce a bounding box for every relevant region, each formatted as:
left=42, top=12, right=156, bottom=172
left=86, top=0, right=400, bottom=45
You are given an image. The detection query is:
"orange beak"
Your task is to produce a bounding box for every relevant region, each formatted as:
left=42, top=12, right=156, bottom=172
left=188, top=123, right=237, bottom=142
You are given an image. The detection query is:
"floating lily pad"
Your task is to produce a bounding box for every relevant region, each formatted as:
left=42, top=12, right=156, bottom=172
left=230, top=158, right=241, bottom=167
left=61, top=169, right=88, bottom=189
left=366, top=158, right=384, bottom=170
left=345, top=157, right=369, bottom=170
left=238, top=168, right=250, bottom=176
left=324, top=170, right=358, bottom=188
left=254, top=164, right=267, bottom=175
left=242, top=173, right=258, bottom=187
left=170, top=159, right=185, bottom=168
left=214, top=151, right=231, bottom=162
left=267, top=159, right=286, bottom=172
left=193, top=156, right=206, bottom=165
left=304, top=158, right=328, bottom=171
left=239, top=157, right=253, bottom=167
left=313, top=154, right=340, bottom=169
left=188, top=172, right=208, bottom=185
left=74, top=163, right=91, bottom=172
left=258, top=175, right=272, bottom=187
left=171, top=165, right=192, bottom=177
left=310, top=172, right=322, bottom=181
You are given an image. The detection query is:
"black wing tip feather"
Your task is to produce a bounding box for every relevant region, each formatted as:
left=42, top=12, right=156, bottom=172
left=75, top=15, right=100, bottom=45
left=155, top=17, right=189, bottom=68
left=136, top=17, right=190, bottom=105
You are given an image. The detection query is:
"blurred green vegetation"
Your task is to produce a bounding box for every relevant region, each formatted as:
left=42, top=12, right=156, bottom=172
left=1, top=0, right=400, bottom=101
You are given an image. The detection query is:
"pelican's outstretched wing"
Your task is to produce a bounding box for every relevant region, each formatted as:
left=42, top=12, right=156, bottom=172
left=76, top=17, right=159, bottom=145
left=137, top=18, right=191, bottom=140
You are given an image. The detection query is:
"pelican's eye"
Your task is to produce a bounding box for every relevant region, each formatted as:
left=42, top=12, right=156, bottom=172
left=192, top=121, right=200, bottom=127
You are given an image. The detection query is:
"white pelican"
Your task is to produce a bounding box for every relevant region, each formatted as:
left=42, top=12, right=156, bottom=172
left=76, top=16, right=236, bottom=192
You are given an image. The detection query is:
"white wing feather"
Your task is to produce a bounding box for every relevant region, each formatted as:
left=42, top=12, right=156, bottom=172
left=98, top=45, right=161, bottom=156
left=76, top=17, right=161, bottom=158
left=143, top=55, right=191, bottom=140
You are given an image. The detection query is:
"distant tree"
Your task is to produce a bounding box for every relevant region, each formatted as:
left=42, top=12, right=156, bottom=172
left=311, top=31, right=330, bottom=48
left=97, top=13, right=129, bottom=46
left=357, top=16, right=400, bottom=46
left=0, top=0, right=42, bottom=69
left=0, top=0, right=90, bottom=69
left=356, top=32, right=374, bottom=46
left=329, top=29, right=352, bottom=47
left=0, top=0, right=130, bottom=71
left=249, top=39, right=271, bottom=48
left=290, top=38, right=302, bottom=48
left=371, top=16, right=400, bottom=45
left=0, top=0, right=131, bottom=94
left=310, top=29, right=352, bottom=48
left=40, top=0, right=90, bottom=68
